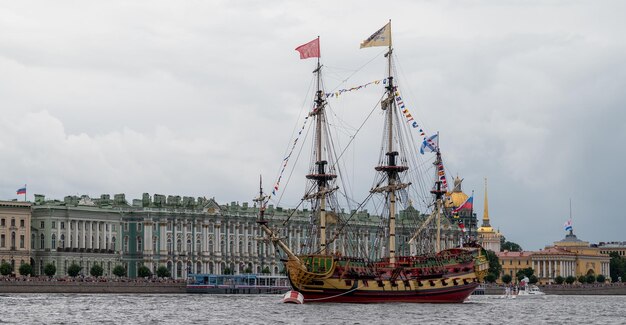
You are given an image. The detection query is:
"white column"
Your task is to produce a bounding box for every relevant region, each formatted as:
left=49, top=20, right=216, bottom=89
left=145, top=222, right=152, bottom=255
left=88, top=222, right=93, bottom=249
left=159, top=220, right=167, bottom=255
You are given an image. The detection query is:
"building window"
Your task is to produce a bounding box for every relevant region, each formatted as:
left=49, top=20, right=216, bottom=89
left=60, top=234, right=65, bottom=248
left=167, top=239, right=173, bottom=253
left=137, top=237, right=142, bottom=251
left=20, top=219, right=25, bottom=228
left=106, top=224, right=109, bottom=231
left=111, top=236, right=116, bottom=250
left=0, top=218, right=4, bottom=227
left=0, top=234, right=5, bottom=247
left=518, top=260, right=521, bottom=265
left=177, top=239, right=182, bottom=252
left=31, top=234, right=35, bottom=249
left=11, top=232, right=15, bottom=248
left=78, top=222, right=81, bottom=230
left=112, top=224, right=116, bottom=232
left=196, top=239, right=201, bottom=252
left=61, top=222, right=65, bottom=229
left=52, top=221, right=56, bottom=229
left=41, top=221, right=45, bottom=229
left=137, top=223, right=142, bottom=232
left=51, top=234, right=56, bottom=249
left=153, top=236, right=158, bottom=252
left=123, top=236, right=129, bottom=252
left=20, top=235, right=25, bottom=248
left=11, top=219, right=16, bottom=227
left=40, top=234, right=45, bottom=249
left=187, top=223, right=192, bottom=232
left=187, top=239, right=192, bottom=253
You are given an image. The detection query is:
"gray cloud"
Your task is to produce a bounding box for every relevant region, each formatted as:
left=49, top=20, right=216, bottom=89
left=1, top=0, right=625, bottom=250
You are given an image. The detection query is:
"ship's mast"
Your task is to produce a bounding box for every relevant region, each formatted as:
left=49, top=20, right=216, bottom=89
left=371, top=23, right=409, bottom=266
left=305, top=55, right=336, bottom=255
left=431, top=151, right=446, bottom=252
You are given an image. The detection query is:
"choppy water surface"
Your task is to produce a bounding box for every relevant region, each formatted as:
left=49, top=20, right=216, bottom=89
left=1, top=294, right=624, bottom=324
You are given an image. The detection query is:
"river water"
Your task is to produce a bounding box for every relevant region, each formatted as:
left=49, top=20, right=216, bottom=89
left=0, top=293, right=624, bottom=324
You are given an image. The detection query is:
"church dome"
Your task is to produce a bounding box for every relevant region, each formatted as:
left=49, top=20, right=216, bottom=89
left=444, top=176, right=469, bottom=208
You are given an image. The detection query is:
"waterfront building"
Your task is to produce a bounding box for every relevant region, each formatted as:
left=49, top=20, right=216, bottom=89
left=0, top=201, right=31, bottom=275
left=476, top=179, right=502, bottom=252
left=30, top=194, right=123, bottom=277
left=25, top=192, right=468, bottom=279
left=497, top=230, right=610, bottom=284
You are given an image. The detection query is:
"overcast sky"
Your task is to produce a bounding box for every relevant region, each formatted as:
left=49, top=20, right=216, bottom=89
left=1, top=1, right=625, bottom=250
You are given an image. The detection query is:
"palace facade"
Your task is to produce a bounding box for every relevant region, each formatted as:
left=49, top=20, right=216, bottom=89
left=22, top=192, right=468, bottom=279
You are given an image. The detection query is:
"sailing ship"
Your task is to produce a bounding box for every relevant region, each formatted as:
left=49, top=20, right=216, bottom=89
left=255, top=22, right=488, bottom=303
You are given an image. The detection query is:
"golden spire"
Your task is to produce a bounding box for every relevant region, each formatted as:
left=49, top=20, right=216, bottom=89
left=483, top=177, right=491, bottom=227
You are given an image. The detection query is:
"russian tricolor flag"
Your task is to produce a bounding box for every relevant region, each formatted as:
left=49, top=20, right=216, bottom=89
left=16, top=187, right=26, bottom=195
left=452, top=196, right=473, bottom=213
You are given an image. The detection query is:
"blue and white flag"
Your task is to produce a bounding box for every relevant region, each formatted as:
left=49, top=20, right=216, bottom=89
left=564, top=219, right=573, bottom=231
left=420, top=134, right=439, bottom=154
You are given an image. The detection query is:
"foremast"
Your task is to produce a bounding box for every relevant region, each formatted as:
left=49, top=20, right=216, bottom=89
left=369, top=25, right=409, bottom=266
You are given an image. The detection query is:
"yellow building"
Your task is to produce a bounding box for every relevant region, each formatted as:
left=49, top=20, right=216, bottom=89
left=497, top=230, right=611, bottom=284
left=497, top=250, right=533, bottom=279
left=0, top=201, right=32, bottom=275
left=476, top=178, right=502, bottom=252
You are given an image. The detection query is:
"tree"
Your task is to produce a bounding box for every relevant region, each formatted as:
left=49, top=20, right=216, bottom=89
left=565, top=276, right=576, bottom=284
left=484, top=273, right=497, bottom=283
left=577, top=275, right=586, bottom=284
left=67, top=263, right=82, bottom=277
left=528, top=275, right=538, bottom=284
left=261, top=266, right=271, bottom=275
left=0, top=262, right=12, bottom=276
left=156, top=265, right=171, bottom=278
left=585, top=274, right=596, bottom=284
left=44, top=263, right=56, bottom=277
left=90, top=264, right=104, bottom=277
left=501, top=274, right=512, bottom=284
left=596, top=274, right=606, bottom=283
left=501, top=241, right=523, bottom=252
left=516, top=267, right=534, bottom=281
left=554, top=276, right=564, bottom=285
left=223, top=267, right=233, bottom=275
left=244, top=266, right=252, bottom=274
left=609, top=252, right=626, bottom=282
left=137, top=265, right=151, bottom=278
left=484, top=250, right=502, bottom=281
left=19, top=263, right=33, bottom=276
left=112, top=265, right=126, bottom=277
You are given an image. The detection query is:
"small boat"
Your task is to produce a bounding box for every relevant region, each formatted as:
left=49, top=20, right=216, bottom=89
left=514, top=277, right=545, bottom=298
left=186, top=274, right=291, bottom=294
left=515, top=284, right=545, bottom=298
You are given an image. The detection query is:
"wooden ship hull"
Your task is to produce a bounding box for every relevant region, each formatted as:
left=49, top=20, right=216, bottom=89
left=283, top=247, right=488, bottom=303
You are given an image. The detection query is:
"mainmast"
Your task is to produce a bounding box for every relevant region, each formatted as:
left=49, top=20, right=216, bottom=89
left=305, top=55, right=336, bottom=255
left=370, top=21, right=409, bottom=266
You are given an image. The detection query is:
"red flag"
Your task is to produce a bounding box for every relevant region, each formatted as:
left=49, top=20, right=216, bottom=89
left=295, top=38, right=320, bottom=59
